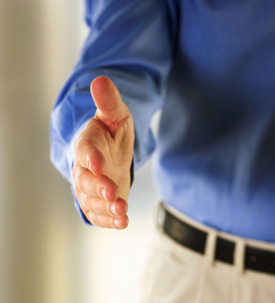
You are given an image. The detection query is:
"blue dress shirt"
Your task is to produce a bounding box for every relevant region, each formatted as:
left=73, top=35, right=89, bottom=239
left=50, top=0, right=275, bottom=243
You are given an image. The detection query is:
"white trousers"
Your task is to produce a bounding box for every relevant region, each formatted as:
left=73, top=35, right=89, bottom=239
left=139, top=205, right=275, bottom=303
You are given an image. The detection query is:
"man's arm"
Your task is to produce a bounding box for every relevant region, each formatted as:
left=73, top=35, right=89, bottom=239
left=50, top=0, right=174, bottom=227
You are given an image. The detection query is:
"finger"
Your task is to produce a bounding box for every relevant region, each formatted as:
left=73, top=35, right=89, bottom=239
left=86, top=212, right=129, bottom=229
left=74, top=166, right=119, bottom=202
left=74, top=136, right=106, bottom=176
left=78, top=193, right=128, bottom=218
left=76, top=200, right=91, bottom=221
left=91, top=76, right=129, bottom=129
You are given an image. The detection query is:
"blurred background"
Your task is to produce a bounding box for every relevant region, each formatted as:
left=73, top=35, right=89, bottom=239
left=0, top=0, right=159, bottom=302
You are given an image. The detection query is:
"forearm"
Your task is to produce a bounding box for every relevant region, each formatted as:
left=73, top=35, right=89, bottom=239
left=50, top=0, right=173, bottom=224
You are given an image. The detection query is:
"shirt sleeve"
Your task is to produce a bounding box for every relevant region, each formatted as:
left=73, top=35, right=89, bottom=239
left=50, top=0, right=174, bottom=223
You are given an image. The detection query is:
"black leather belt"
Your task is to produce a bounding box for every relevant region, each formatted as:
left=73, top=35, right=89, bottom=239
left=159, top=204, right=275, bottom=275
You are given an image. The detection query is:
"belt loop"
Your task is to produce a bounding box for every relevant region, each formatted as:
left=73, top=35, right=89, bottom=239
left=195, top=230, right=217, bottom=303
left=204, top=230, right=217, bottom=268
left=232, top=239, right=246, bottom=303
left=155, top=201, right=165, bottom=232
left=234, top=238, right=246, bottom=275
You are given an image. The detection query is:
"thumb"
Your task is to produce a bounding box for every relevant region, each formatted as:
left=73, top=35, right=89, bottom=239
left=90, top=76, right=128, bottom=124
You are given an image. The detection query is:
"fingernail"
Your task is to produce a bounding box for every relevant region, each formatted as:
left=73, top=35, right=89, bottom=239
left=114, top=218, right=122, bottom=229
left=110, top=203, right=117, bottom=216
left=100, top=186, right=107, bottom=201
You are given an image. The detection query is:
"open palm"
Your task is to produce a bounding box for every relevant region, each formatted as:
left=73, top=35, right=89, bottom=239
left=72, top=76, right=135, bottom=229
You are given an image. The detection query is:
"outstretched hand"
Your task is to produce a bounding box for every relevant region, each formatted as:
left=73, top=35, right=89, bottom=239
left=72, top=76, right=135, bottom=229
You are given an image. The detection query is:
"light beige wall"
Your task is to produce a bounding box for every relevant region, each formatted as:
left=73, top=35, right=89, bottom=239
left=0, top=1, right=86, bottom=302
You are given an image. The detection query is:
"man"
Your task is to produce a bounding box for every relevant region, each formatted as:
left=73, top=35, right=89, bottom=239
left=50, top=0, right=275, bottom=302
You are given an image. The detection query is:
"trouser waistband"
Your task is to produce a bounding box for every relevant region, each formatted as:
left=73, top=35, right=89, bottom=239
left=156, top=202, right=275, bottom=276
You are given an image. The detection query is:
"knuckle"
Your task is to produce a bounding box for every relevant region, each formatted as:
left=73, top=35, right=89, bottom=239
left=75, top=172, right=81, bottom=188
left=75, top=137, right=85, bottom=155
left=86, top=211, right=94, bottom=225
left=76, top=139, right=99, bottom=167
left=82, top=194, right=90, bottom=210
left=106, top=204, right=112, bottom=217
left=91, top=214, right=99, bottom=226
left=76, top=169, right=86, bottom=191
left=96, top=199, right=111, bottom=216
left=101, top=217, right=112, bottom=229
left=75, top=190, right=81, bottom=202
left=95, top=176, right=104, bottom=189
left=72, top=166, right=77, bottom=180
left=89, top=213, right=112, bottom=228
left=84, top=210, right=93, bottom=224
left=77, top=138, right=93, bottom=154
left=74, top=184, right=81, bottom=198
left=74, top=139, right=86, bottom=160
left=88, top=197, right=99, bottom=213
